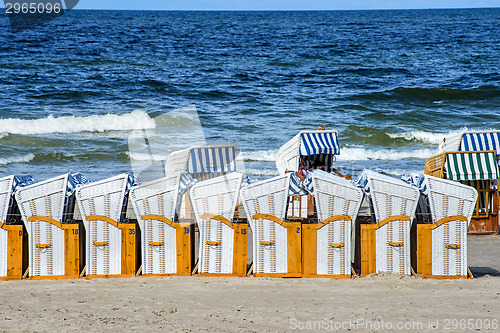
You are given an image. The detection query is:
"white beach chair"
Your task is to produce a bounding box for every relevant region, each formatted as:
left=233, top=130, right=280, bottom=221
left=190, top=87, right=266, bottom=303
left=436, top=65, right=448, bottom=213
left=76, top=173, right=138, bottom=278
left=190, top=172, right=248, bottom=276
left=164, top=143, right=239, bottom=219
left=15, top=173, right=87, bottom=279
left=302, top=171, right=363, bottom=278
left=416, top=175, right=477, bottom=278
left=275, top=130, right=341, bottom=219
left=129, top=173, right=196, bottom=276
left=240, top=173, right=303, bottom=277
left=355, top=170, right=420, bottom=276
left=0, top=175, right=34, bottom=280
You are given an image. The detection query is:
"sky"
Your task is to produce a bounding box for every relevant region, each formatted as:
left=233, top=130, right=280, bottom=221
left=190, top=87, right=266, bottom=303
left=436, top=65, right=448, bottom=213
left=33, top=0, right=500, bottom=10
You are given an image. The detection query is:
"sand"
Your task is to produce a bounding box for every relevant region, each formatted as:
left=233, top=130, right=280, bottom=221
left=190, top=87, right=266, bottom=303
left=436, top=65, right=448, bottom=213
left=0, top=235, right=499, bottom=333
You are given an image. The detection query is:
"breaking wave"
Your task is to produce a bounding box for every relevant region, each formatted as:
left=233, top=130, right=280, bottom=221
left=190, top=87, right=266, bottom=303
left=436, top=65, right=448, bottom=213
left=0, top=110, right=155, bottom=135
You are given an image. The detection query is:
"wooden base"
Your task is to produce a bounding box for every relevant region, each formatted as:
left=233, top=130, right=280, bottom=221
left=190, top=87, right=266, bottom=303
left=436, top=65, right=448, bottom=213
left=302, top=274, right=352, bottom=279
left=84, top=274, right=135, bottom=279
left=360, top=224, right=376, bottom=276
left=174, top=222, right=194, bottom=275
left=468, top=215, right=499, bottom=235
left=28, top=274, right=80, bottom=280
left=416, top=218, right=470, bottom=279
left=197, top=273, right=247, bottom=277
left=142, top=273, right=192, bottom=277
left=301, top=216, right=352, bottom=278
left=0, top=224, right=28, bottom=281
left=417, top=274, right=468, bottom=279
left=253, top=272, right=302, bottom=278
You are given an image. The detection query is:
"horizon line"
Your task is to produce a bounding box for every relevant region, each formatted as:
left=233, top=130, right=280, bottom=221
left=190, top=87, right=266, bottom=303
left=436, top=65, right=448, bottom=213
left=1, top=6, right=499, bottom=11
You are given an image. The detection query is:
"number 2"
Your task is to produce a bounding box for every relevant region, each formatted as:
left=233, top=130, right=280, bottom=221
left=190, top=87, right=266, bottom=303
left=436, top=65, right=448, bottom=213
left=296, top=227, right=301, bottom=233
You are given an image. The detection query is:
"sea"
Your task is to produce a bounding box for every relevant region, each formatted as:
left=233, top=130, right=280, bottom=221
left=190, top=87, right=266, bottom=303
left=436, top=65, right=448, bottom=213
left=0, top=8, right=499, bottom=183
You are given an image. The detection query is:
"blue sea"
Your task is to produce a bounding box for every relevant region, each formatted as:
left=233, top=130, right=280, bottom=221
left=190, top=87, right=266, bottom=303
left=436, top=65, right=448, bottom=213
left=0, top=9, right=499, bottom=182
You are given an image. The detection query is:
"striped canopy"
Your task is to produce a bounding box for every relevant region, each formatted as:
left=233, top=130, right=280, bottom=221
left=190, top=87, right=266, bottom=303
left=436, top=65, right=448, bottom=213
left=187, top=146, right=236, bottom=174
left=461, top=132, right=500, bottom=154
left=445, top=152, right=499, bottom=181
left=299, top=132, right=340, bottom=156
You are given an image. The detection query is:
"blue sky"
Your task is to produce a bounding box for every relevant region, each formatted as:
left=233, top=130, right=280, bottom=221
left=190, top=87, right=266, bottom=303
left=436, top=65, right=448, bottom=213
left=65, top=0, right=500, bottom=10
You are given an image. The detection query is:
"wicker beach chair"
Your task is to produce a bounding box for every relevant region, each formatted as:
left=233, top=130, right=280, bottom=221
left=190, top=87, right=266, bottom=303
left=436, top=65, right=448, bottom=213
left=76, top=173, right=138, bottom=278
left=129, top=173, right=196, bottom=276
left=434, top=130, right=500, bottom=234
left=190, top=172, right=248, bottom=276
left=240, top=173, right=303, bottom=277
left=164, top=143, right=239, bottom=219
left=302, top=170, right=363, bottom=278
left=355, top=170, right=420, bottom=276
left=0, top=175, right=34, bottom=280
left=15, top=173, right=88, bottom=279
left=415, top=175, right=477, bottom=278
left=275, top=130, right=342, bottom=219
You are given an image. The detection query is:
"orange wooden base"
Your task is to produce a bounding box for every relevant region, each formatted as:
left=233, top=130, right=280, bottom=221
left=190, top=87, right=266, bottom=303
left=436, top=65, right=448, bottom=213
left=85, top=221, right=139, bottom=279
left=301, top=218, right=353, bottom=279
left=0, top=224, right=28, bottom=281
left=468, top=215, right=499, bottom=235
left=251, top=218, right=302, bottom=278
left=416, top=219, right=470, bottom=279
left=302, top=274, right=351, bottom=279
left=360, top=224, right=376, bottom=277
left=253, top=272, right=302, bottom=278
left=195, top=222, right=248, bottom=277
left=25, top=220, right=83, bottom=280
left=140, top=222, right=194, bottom=277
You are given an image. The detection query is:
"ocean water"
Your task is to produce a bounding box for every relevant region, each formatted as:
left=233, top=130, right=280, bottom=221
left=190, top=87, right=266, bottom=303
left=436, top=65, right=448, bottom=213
left=0, top=9, right=499, bottom=182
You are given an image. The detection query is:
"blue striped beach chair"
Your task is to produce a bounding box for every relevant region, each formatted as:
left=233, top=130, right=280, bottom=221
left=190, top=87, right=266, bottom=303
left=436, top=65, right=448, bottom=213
left=275, top=130, right=342, bottom=219
left=164, top=143, right=239, bottom=220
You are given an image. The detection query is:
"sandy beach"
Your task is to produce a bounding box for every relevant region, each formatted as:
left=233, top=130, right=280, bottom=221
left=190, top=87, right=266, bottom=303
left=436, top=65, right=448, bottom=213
left=0, top=234, right=498, bottom=332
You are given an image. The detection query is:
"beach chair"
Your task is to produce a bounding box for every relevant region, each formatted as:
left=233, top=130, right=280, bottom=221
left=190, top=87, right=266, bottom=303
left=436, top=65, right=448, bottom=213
left=190, top=172, right=248, bottom=276
left=165, top=143, right=239, bottom=219
left=276, top=130, right=342, bottom=219
left=354, top=170, right=420, bottom=276
left=0, top=176, right=34, bottom=280
left=240, top=173, right=303, bottom=277
left=129, top=173, right=196, bottom=276
left=301, top=171, right=363, bottom=278
left=415, top=175, right=477, bottom=278
left=15, top=173, right=88, bottom=279
left=432, top=130, right=500, bottom=234
left=76, top=173, right=138, bottom=278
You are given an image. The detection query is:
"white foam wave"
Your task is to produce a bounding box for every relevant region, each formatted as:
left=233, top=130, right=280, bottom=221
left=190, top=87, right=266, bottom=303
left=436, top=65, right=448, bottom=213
left=245, top=168, right=279, bottom=177
left=380, top=169, right=425, bottom=177
left=338, top=147, right=434, bottom=161
left=387, top=128, right=468, bottom=145
left=127, top=152, right=169, bottom=162
left=0, top=133, right=8, bottom=139
left=242, top=150, right=277, bottom=162
left=0, top=110, right=155, bottom=135
left=0, top=153, right=35, bottom=165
